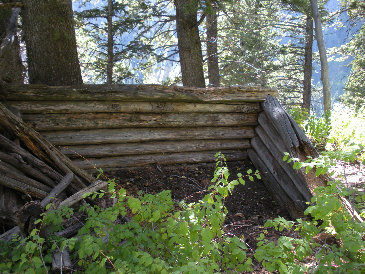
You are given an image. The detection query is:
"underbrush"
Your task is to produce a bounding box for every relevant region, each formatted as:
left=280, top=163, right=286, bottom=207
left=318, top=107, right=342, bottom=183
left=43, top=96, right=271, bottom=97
left=1, top=150, right=364, bottom=273
left=289, top=103, right=365, bottom=163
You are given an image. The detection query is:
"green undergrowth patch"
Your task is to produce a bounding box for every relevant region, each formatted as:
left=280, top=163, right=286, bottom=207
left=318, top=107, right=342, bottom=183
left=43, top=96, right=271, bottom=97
left=1, top=152, right=364, bottom=273
left=0, top=153, right=257, bottom=273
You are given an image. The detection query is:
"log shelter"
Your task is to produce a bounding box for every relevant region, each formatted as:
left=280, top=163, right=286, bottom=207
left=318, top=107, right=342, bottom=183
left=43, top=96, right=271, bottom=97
left=0, top=84, right=361, bottom=223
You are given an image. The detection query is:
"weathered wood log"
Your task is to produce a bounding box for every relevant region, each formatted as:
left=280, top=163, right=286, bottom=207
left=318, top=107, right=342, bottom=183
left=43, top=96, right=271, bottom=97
left=59, top=180, right=108, bottom=208
left=74, top=150, right=248, bottom=170
left=16, top=201, right=44, bottom=236
left=40, top=173, right=74, bottom=207
left=0, top=151, right=56, bottom=187
left=0, top=103, right=94, bottom=190
left=0, top=226, right=21, bottom=241
left=0, top=186, right=23, bottom=227
left=251, top=137, right=308, bottom=211
left=255, top=125, right=312, bottom=200
left=23, top=112, right=258, bottom=131
left=0, top=134, right=63, bottom=182
left=1, top=173, right=80, bottom=241
left=52, top=249, right=72, bottom=272
left=247, top=149, right=302, bottom=218
left=258, top=112, right=291, bottom=155
left=0, top=160, right=52, bottom=193
left=8, top=101, right=261, bottom=114
left=43, top=127, right=255, bottom=146
left=1, top=84, right=278, bottom=103
left=0, top=2, right=23, bottom=8
left=262, top=95, right=300, bottom=157
left=61, top=139, right=251, bottom=159
left=0, top=173, right=48, bottom=199
left=253, top=95, right=363, bottom=222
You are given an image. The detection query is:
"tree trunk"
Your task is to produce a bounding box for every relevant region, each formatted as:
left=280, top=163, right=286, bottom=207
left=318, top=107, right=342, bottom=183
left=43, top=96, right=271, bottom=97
left=21, top=0, right=82, bottom=85
left=310, top=0, right=331, bottom=114
left=303, top=16, right=313, bottom=114
left=0, top=3, right=24, bottom=84
left=206, top=1, right=220, bottom=86
left=174, top=0, right=205, bottom=88
left=107, top=0, right=114, bottom=84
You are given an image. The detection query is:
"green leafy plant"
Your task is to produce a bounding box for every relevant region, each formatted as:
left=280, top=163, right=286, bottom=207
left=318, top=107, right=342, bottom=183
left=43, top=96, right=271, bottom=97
left=0, top=153, right=259, bottom=273
left=255, top=154, right=365, bottom=273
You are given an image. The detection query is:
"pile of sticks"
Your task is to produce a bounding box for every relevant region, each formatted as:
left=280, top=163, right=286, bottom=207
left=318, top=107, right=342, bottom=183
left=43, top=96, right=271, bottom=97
left=0, top=102, right=107, bottom=242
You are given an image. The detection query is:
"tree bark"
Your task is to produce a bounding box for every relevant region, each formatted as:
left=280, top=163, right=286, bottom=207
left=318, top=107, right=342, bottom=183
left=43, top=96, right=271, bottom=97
left=0, top=3, right=24, bottom=83
left=21, top=0, right=82, bottom=85
left=174, top=0, right=205, bottom=87
left=206, top=0, right=220, bottom=86
left=107, top=0, right=114, bottom=84
left=303, top=16, right=313, bottom=114
left=310, top=0, right=331, bottom=114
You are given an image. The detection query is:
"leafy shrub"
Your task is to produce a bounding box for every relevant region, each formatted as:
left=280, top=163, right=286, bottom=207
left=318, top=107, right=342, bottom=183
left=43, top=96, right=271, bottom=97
left=0, top=153, right=257, bottom=273
left=287, top=106, right=309, bottom=129
left=304, top=112, right=332, bottom=151
left=255, top=154, right=365, bottom=273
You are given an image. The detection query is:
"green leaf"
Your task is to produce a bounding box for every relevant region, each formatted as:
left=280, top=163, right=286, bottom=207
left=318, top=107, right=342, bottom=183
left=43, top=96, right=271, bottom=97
left=82, top=192, right=92, bottom=198
left=128, top=197, right=141, bottom=214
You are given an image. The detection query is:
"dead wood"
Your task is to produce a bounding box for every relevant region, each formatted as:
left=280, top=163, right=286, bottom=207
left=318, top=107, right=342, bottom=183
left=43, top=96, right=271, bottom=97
left=0, top=134, right=63, bottom=183
left=58, top=180, right=108, bottom=208
left=0, top=173, right=48, bottom=199
left=0, top=151, right=56, bottom=187
left=0, top=160, right=52, bottom=193
left=0, top=103, right=94, bottom=190
left=16, top=201, right=44, bottom=236
left=40, top=173, right=74, bottom=207
left=52, top=249, right=72, bottom=272
left=250, top=95, right=363, bottom=222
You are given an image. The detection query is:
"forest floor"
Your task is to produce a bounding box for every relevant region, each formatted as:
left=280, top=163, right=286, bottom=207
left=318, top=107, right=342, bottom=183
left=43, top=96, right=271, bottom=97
left=108, top=160, right=293, bottom=272
left=106, top=158, right=364, bottom=272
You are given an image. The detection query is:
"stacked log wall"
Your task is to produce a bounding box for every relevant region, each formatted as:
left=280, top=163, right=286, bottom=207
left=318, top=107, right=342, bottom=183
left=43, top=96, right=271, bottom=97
left=1, top=84, right=277, bottom=171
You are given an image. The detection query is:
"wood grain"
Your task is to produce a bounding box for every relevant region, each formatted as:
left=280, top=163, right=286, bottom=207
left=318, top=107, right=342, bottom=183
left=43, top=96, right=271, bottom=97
left=61, top=139, right=251, bottom=158
left=75, top=150, right=248, bottom=170
left=42, top=127, right=255, bottom=146
left=8, top=101, right=261, bottom=114
left=1, top=84, right=278, bottom=103
left=24, top=112, right=258, bottom=131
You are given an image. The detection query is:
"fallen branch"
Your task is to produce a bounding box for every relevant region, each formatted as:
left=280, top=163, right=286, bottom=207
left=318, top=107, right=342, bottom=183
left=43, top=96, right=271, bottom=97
left=59, top=180, right=108, bottom=208
left=41, top=173, right=74, bottom=207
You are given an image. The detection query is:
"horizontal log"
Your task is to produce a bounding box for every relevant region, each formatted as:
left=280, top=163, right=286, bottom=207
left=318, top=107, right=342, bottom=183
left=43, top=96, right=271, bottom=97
left=61, top=139, right=251, bottom=158
left=23, top=113, right=258, bottom=131
left=42, top=127, right=255, bottom=146
left=1, top=84, right=278, bottom=103
left=8, top=101, right=261, bottom=114
left=74, top=150, right=248, bottom=170
left=0, top=226, right=21, bottom=242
